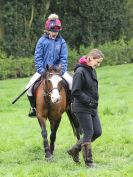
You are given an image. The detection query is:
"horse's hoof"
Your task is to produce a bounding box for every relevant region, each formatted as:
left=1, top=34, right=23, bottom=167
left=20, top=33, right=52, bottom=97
left=45, top=154, right=53, bottom=161
left=50, top=150, right=53, bottom=155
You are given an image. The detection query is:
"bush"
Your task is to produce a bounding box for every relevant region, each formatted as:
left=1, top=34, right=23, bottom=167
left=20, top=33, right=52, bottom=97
left=127, top=38, right=133, bottom=63
left=68, top=47, right=80, bottom=71
left=68, top=38, right=133, bottom=69
left=98, top=38, right=132, bottom=66
left=0, top=38, right=133, bottom=79
left=0, top=55, right=35, bottom=80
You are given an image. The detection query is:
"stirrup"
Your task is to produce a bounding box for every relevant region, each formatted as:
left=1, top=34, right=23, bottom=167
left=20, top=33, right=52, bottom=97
left=28, top=108, right=36, bottom=117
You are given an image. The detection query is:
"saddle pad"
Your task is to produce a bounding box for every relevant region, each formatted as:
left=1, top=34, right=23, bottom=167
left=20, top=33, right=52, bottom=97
left=32, top=77, right=42, bottom=97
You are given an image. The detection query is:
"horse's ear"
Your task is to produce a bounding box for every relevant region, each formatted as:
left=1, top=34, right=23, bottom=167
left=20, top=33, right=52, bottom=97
left=49, top=65, right=53, bottom=71
left=56, top=64, right=62, bottom=73
left=46, top=64, right=49, bottom=71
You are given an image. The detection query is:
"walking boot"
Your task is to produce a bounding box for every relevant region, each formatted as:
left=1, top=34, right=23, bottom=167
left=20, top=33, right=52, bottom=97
left=81, top=142, right=95, bottom=168
left=67, top=140, right=82, bottom=163
left=27, top=96, right=36, bottom=117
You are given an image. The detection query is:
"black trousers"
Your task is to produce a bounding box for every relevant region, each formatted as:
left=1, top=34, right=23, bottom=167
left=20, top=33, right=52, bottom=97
left=76, top=112, right=102, bottom=143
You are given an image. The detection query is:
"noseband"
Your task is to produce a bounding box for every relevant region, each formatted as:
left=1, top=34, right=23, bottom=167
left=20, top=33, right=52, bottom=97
left=44, top=87, right=61, bottom=97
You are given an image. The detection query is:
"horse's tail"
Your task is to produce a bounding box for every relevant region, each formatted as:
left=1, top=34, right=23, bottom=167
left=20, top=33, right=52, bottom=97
left=66, top=105, right=82, bottom=140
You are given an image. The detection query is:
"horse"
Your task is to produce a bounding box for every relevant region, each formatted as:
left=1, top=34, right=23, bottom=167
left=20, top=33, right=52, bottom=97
left=34, top=65, right=80, bottom=160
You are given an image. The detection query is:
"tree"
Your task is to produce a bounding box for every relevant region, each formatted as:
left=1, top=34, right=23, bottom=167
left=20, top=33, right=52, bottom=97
left=0, top=0, right=5, bottom=41
left=49, top=0, right=91, bottom=53
left=0, top=0, right=129, bottom=56
left=127, top=0, right=133, bottom=39
left=1, top=0, right=51, bottom=56
left=49, top=0, right=128, bottom=53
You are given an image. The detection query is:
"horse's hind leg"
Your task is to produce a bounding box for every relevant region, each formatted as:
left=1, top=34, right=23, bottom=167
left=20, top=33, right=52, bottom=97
left=50, top=118, right=61, bottom=154
left=37, top=118, right=52, bottom=160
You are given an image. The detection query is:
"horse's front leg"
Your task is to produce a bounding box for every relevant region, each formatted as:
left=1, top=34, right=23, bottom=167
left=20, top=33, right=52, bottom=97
left=37, top=118, right=52, bottom=160
left=50, top=117, right=61, bottom=154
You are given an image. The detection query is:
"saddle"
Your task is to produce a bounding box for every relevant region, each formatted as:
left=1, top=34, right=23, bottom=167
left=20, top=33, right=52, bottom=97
left=61, top=78, right=71, bottom=103
left=32, top=77, right=42, bottom=97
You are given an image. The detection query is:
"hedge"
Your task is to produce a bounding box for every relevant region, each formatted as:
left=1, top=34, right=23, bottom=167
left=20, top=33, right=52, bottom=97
left=0, top=57, right=35, bottom=80
left=0, top=38, right=133, bottom=80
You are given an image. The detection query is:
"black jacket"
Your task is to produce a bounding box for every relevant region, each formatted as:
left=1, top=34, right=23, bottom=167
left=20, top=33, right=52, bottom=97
left=72, top=63, right=99, bottom=115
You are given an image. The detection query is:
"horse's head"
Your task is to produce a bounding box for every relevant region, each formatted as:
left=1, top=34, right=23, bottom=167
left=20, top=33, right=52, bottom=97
left=44, top=65, right=63, bottom=103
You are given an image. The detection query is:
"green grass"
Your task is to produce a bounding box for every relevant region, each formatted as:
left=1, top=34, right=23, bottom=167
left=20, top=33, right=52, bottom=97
left=0, top=64, right=133, bottom=177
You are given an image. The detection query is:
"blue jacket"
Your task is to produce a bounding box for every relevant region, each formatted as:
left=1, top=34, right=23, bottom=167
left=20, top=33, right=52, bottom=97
left=34, top=33, right=68, bottom=75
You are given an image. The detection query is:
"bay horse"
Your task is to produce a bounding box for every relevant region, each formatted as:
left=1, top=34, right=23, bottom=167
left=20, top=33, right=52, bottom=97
left=34, top=65, right=80, bottom=160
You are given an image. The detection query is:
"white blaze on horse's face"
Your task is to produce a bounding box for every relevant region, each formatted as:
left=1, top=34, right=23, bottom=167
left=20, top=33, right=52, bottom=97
left=50, top=75, right=62, bottom=103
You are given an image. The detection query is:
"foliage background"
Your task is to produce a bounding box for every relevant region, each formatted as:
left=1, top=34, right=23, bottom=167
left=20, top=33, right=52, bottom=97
left=0, top=0, right=130, bottom=56
left=0, top=38, right=133, bottom=79
left=0, top=0, right=133, bottom=80
left=0, top=0, right=133, bottom=79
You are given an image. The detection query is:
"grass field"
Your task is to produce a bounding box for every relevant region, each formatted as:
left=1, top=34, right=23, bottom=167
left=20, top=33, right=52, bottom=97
left=0, top=64, right=133, bottom=177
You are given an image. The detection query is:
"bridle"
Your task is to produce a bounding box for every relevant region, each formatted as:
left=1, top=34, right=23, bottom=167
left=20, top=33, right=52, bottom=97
left=43, top=72, right=62, bottom=97
left=44, top=87, right=61, bottom=97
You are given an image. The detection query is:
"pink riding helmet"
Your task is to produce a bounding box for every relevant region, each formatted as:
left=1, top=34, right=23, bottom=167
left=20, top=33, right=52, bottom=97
left=45, top=19, right=62, bottom=32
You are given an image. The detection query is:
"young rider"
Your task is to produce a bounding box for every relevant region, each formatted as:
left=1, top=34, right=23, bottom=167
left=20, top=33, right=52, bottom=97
left=26, top=13, right=72, bottom=117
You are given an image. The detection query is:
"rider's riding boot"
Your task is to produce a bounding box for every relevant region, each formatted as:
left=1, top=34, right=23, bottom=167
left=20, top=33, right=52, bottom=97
left=67, top=139, right=82, bottom=163
left=27, top=96, right=36, bottom=117
left=81, top=142, right=95, bottom=168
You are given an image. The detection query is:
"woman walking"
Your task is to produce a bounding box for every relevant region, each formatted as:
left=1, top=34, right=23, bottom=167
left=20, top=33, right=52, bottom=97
left=67, top=49, right=104, bottom=167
